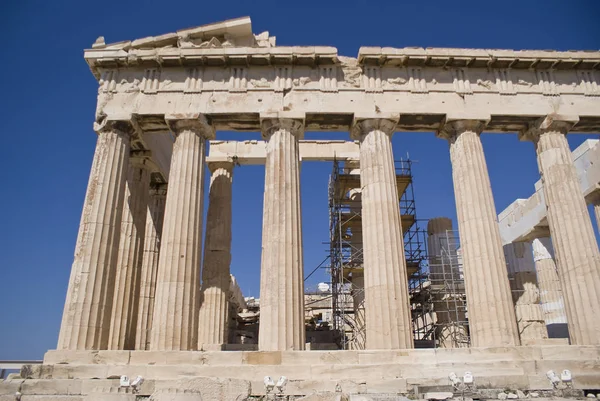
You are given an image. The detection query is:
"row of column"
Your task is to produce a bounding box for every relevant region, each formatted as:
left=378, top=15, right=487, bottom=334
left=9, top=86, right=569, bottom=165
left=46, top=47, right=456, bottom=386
left=58, top=113, right=600, bottom=352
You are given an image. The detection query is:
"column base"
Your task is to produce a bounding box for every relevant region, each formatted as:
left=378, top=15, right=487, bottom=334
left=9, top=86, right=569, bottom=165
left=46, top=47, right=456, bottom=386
left=21, top=345, right=600, bottom=396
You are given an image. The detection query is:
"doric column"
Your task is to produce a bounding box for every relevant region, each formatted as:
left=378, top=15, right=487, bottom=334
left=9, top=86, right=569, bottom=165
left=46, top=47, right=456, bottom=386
left=108, top=153, right=151, bottom=350
left=258, top=115, right=305, bottom=351
left=350, top=116, right=413, bottom=350
left=135, top=184, right=167, bottom=350
left=437, top=118, right=519, bottom=347
left=150, top=115, right=214, bottom=351
left=198, top=162, right=234, bottom=349
left=503, top=242, right=548, bottom=343
left=426, top=217, right=468, bottom=348
left=57, top=119, right=133, bottom=350
left=521, top=115, right=600, bottom=345
left=531, top=237, right=569, bottom=339
left=593, top=198, right=600, bottom=231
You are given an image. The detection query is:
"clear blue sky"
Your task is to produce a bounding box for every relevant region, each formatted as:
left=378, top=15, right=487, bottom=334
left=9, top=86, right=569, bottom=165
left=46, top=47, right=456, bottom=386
left=1, top=0, right=599, bottom=360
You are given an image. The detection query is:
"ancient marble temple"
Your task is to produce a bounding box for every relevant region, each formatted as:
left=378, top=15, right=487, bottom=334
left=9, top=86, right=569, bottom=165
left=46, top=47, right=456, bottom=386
left=28, top=16, right=600, bottom=398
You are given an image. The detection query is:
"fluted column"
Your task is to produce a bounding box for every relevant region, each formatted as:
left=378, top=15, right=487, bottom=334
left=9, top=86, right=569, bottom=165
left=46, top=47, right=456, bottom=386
left=150, top=115, right=214, bottom=351
left=135, top=184, right=167, bottom=350
left=427, top=217, right=468, bottom=348
left=594, top=198, right=600, bottom=231
left=521, top=115, right=600, bottom=345
left=198, top=162, right=234, bottom=349
left=108, top=154, right=151, bottom=350
left=57, top=119, right=133, bottom=350
left=350, top=116, right=413, bottom=350
left=503, top=242, right=548, bottom=343
left=258, top=116, right=305, bottom=351
left=437, top=118, right=519, bottom=347
left=532, top=237, right=569, bottom=339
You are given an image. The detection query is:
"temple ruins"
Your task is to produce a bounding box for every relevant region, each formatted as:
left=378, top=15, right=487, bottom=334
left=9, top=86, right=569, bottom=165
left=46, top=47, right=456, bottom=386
left=3, top=16, right=600, bottom=400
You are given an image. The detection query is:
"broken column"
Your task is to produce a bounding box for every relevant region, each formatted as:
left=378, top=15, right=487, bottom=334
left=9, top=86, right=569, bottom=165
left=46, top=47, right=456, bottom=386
left=522, top=115, right=600, bottom=345
left=150, top=115, right=214, bottom=351
left=198, top=162, right=234, bottom=349
left=57, top=119, right=133, bottom=350
left=427, top=217, right=468, bottom=348
left=258, top=115, right=305, bottom=351
left=108, top=154, right=151, bottom=350
left=135, top=184, right=167, bottom=350
left=437, top=118, right=520, bottom=347
left=531, top=237, right=569, bottom=339
left=351, top=116, right=413, bottom=350
left=503, top=242, right=548, bottom=344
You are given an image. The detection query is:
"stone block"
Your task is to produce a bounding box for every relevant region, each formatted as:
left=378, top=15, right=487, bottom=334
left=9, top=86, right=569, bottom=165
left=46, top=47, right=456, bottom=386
left=150, top=388, right=202, bottom=401
left=44, top=351, right=130, bottom=365
left=21, top=380, right=83, bottom=395
left=539, top=345, right=599, bottom=360
left=296, top=393, right=343, bottom=401
left=424, top=392, right=453, bottom=400
left=84, top=386, right=136, bottom=401
left=21, top=365, right=53, bottom=380
left=0, top=381, right=23, bottom=395
left=128, top=351, right=168, bottom=365
left=50, top=365, right=108, bottom=380
left=80, top=380, right=119, bottom=395
left=366, top=379, right=407, bottom=394
left=357, top=350, right=413, bottom=365
left=348, top=395, right=378, bottom=401
left=242, top=351, right=282, bottom=365
left=202, top=351, right=244, bottom=366
left=21, top=397, right=84, bottom=401
left=155, top=377, right=250, bottom=401
left=281, top=351, right=358, bottom=365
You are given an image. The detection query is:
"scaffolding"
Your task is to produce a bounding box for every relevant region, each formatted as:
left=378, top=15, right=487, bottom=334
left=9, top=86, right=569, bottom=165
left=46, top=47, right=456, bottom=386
left=424, top=229, right=470, bottom=348
left=327, top=158, right=428, bottom=349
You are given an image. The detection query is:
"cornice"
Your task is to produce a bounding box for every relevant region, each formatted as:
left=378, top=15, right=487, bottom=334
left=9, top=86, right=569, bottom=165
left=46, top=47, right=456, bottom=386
left=358, top=47, right=600, bottom=70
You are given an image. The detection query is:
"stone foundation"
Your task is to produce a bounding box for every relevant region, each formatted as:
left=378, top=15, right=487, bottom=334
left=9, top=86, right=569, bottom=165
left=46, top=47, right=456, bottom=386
left=1, top=346, right=598, bottom=400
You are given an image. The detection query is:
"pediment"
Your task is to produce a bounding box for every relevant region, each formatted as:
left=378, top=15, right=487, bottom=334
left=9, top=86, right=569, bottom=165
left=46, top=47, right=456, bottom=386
left=90, top=16, right=275, bottom=51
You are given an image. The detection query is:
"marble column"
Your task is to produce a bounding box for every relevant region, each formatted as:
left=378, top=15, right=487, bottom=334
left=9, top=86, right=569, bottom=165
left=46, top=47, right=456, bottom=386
left=594, top=198, right=600, bottom=231
left=427, top=217, right=468, bottom=348
left=531, top=237, right=569, bottom=339
left=150, top=115, right=214, bottom=351
left=57, top=119, right=132, bottom=350
left=198, top=162, right=234, bottom=349
left=350, top=117, right=413, bottom=350
left=258, top=116, right=305, bottom=351
left=135, top=184, right=167, bottom=350
left=522, top=115, right=600, bottom=345
left=437, top=119, right=519, bottom=347
left=503, top=242, right=548, bottom=343
left=108, top=154, right=151, bottom=350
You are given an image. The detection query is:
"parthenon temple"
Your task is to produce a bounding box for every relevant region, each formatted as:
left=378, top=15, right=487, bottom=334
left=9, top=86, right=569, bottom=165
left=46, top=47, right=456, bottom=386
left=5, top=16, right=600, bottom=400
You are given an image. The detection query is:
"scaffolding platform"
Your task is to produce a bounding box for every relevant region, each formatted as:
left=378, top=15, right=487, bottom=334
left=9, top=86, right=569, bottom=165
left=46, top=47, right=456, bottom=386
left=327, top=158, right=428, bottom=350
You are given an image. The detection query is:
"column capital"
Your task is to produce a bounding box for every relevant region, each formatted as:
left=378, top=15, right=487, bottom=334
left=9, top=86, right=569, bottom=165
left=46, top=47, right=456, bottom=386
left=93, top=115, right=136, bottom=138
left=260, top=113, right=305, bottom=140
left=350, top=114, right=399, bottom=140
left=436, top=116, right=489, bottom=141
left=518, top=114, right=579, bottom=142
left=207, top=161, right=234, bottom=173
left=165, top=113, right=215, bottom=139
